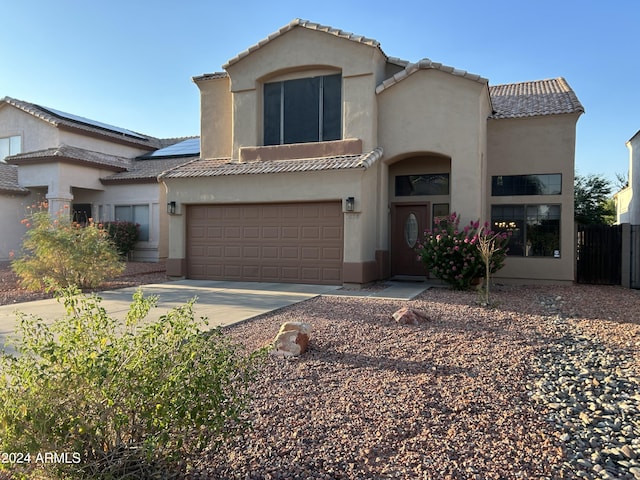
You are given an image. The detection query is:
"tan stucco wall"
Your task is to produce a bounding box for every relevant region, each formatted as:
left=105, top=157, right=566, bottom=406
left=73, top=182, right=166, bottom=261
left=162, top=166, right=380, bottom=281
left=377, top=69, right=491, bottom=251
left=219, top=27, right=387, bottom=159
left=196, top=75, right=233, bottom=159
left=0, top=193, right=33, bottom=261
left=0, top=106, right=59, bottom=153
left=487, top=113, right=581, bottom=282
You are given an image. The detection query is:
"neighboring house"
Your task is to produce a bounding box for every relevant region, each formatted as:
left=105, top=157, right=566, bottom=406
left=614, top=130, right=639, bottom=224
left=0, top=97, right=198, bottom=261
left=159, top=19, right=584, bottom=285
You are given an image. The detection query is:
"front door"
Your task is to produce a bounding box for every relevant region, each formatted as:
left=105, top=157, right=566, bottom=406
left=391, top=203, right=429, bottom=276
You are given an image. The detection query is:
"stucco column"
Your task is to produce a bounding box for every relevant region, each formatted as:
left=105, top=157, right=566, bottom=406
left=46, top=191, right=74, bottom=217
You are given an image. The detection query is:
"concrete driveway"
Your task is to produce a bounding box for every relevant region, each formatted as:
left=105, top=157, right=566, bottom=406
left=0, top=280, right=339, bottom=352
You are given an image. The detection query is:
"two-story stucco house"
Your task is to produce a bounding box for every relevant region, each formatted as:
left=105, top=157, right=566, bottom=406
left=159, top=19, right=584, bottom=286
left=0, top=97, right=198, bottom=261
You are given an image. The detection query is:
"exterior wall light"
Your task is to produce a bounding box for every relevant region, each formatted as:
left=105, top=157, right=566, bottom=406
left=167, top=201, right=177, bottom=215
left=345, top=197, right=355, bottom=212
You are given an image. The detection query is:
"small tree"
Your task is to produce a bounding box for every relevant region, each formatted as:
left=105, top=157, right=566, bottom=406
left=11, top=204, right=125, bottom=291
left=0, top=288, right=266, bottom=479
left=574, top=174, right=615, bottom=225
left=476, top=227, right=509, bottom=305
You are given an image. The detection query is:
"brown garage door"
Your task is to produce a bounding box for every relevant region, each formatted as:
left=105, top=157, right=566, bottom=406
left=186, top=202, right=343, bottom=284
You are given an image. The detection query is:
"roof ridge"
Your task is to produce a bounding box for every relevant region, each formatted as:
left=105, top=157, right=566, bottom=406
left=376, top=58, right=487, bottom=94
left=1, top=96, right=161, bottom=148
left=223, top=18, right=385, bottom=69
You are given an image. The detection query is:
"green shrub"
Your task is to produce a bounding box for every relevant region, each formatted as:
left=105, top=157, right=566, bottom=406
left=416, top=212, right=509, bottom=290
left=11, top=205, right=125, bottom=291
left=0, top=288, right=266, bottom=479
left=101, top=221, right=139, bottom=258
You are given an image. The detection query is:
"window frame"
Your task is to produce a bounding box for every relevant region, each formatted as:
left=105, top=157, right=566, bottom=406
left=491, top=204, right=561, bottom=258
left=0, top=135, right=22, bottom=162
left=491, top=173, right=562, bottom=196
left=114, top=204, right=150, bottom=242
left=263, top=73, right=342, bottom=146
left=395, top=173, right=450, bottom=197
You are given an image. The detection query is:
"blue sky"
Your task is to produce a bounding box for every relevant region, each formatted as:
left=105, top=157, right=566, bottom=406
left=1, top=0, right=637, bottom=186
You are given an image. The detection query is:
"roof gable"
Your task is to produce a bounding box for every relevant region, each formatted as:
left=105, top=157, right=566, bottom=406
left=223, top=18, right=386, bottom=69
left=0, top=97, right=161, bottom=149
left=489, top=78, right=584, bottom=119
left=376, top=58, right=488, bottom=94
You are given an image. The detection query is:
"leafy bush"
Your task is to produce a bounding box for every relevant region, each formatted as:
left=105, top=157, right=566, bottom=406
left=101, top=221, right=139, bottom=258
left=0, top=288, right=266, bottom=479
left=416, top=212, right=509, bottom=290
left=11, top=204, right=125, bottom=291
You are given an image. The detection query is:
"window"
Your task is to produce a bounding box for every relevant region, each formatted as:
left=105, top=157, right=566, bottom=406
left=433, top=203, right=450, bottom=227
left=115, top=205, right=149, bottom=241
left=492, top=204, right=561, bottom=257
left=395, top=174, right=450, bottom=196
left=0, top=135, right=21, bottom=162
left=492, top=174, right=562, bottom=196
left=264, top=73, right=341, bottom=145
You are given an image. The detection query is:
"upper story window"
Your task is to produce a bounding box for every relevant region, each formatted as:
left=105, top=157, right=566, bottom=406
left=0, top=135, right=21, bottom=162
left=492, top=174, right=562, bottom=196
left=264, top=73, right=341, bottom=146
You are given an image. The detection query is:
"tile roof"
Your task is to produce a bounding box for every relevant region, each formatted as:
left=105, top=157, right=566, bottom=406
left=159, top=147, right=383, bottom=179
left=376, top=58, right=488, bottom=94
left=101, top=157, right=198, bottom=184
left=0, top=163, right=29, bottom=195
left=489, top=77, right=584, bottom=119
left=5, top=144, right=130, bottom=171
left=0, top=97, right=162, bottom=149
left=223, top=19, right=385, bottom=69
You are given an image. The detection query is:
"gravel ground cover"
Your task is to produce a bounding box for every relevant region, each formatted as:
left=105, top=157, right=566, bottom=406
left=189, top=284, right=640, bottom=480
left=0, top=261, right=168, bottom=305
left=2, top=263, right=640, bottom=479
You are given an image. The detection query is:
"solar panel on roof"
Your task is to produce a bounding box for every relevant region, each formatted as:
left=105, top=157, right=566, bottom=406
left=37, top=105, right=148, bottom=140
left=147, top=137, right=200, bottom=157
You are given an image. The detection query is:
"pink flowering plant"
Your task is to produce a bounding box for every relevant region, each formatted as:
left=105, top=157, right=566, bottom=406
left=415, top=212, right=510, bottom=290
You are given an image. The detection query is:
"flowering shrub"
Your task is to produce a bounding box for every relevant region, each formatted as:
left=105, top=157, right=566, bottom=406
left=11, top=203, right=125, bottom=291
left=101, top=221, right=139, bottom=258
left=416, top=212, right=510, bottom=290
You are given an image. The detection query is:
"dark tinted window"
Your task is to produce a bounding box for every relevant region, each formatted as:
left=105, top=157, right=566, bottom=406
left=492, top=174, right=562, bottom=196
left=395, top=174, right=449, bottom=196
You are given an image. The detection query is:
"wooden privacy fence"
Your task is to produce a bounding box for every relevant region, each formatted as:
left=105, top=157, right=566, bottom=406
left=576, top=224, right=622, bottom=285
left=576, top=223, right=640, bottom=288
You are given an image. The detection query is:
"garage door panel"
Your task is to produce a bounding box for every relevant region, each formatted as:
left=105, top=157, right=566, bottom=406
left=302, top=226, right=320, bottom=239
left=262, top=226, right=279, bottom=239
left=281, top=226, right=299, bottom=239
left=262, top=246, right=279, bottom=258
left=323, top=226, right=342, bottom=239
left=281, top=246, right=299, bottom=259
left=187, top=202, right=343, bottom=284
left=322, top=247, right=342, bottom=260
left=243, top=226, right=259, bottom=239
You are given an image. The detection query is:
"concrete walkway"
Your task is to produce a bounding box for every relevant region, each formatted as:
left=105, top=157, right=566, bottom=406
left=0, top=279, right=430, bottom=352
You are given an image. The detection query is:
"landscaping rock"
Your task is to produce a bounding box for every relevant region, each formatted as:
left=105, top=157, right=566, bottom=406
left=391, top=307, right=431, bottom=325
left=271, top=321, right=311, bottom=357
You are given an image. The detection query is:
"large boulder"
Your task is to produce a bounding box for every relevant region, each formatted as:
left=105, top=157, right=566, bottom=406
left=392, top=307, right=431, bottom=326
left=271, top=321, right=311, bottom=357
